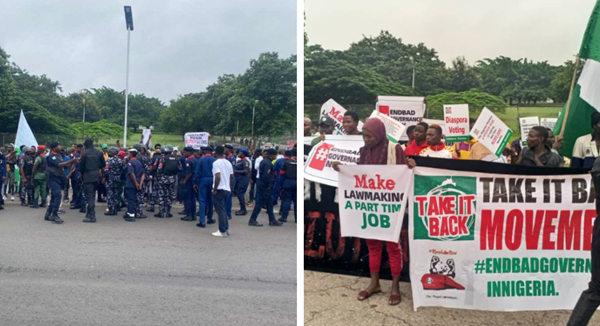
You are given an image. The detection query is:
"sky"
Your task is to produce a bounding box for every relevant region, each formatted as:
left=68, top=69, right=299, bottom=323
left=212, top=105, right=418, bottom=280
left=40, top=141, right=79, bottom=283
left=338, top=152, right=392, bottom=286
left=305, top=0, right=597, bottom=66
left=0, top=0, right=297, bottom=104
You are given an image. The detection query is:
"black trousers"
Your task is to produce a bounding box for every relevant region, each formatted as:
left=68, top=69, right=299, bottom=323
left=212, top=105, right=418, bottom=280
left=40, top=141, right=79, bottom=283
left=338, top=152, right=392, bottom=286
left=84, top=182, right=98, bottom=217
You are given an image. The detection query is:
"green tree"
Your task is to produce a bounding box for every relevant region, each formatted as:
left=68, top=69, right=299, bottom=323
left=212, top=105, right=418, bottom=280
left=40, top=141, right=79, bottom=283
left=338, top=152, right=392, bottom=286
left=425, top=89, right=507, bottom=119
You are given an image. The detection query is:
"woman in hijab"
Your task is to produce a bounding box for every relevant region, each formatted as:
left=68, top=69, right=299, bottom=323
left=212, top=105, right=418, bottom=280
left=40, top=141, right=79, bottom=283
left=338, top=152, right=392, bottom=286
left=333, top=118, right=415, bottom=306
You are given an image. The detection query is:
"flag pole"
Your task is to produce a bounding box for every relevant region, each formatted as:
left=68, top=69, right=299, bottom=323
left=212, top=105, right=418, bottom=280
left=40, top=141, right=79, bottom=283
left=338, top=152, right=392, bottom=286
left=558, top=56, right=581, bottom=139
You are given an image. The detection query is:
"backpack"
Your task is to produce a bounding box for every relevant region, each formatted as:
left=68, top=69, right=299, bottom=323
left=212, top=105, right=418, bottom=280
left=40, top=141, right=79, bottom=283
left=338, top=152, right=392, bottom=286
left=163, top=155, right=179, bottom=176
left=284, top=158, right=297, bottom=179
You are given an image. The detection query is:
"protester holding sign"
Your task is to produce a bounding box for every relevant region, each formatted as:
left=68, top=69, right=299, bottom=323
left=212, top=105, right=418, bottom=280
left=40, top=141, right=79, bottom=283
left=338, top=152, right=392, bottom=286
left=419, top=124, right=457, bottom=159
left=571, top=112, right=600, bottom=169
left=342, top=111, right=362, bottom=135
left=404, top=122, right=429, bottom=156
left=333, top=118, right=415, bottom=306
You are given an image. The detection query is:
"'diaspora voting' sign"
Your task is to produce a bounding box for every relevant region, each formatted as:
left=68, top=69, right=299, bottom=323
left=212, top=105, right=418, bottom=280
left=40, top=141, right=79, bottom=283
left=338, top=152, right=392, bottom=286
left=409, top=166, right=596, bottom=311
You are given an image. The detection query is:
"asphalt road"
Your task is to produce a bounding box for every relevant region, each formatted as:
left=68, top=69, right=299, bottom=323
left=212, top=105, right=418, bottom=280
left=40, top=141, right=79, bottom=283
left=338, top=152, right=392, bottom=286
left=0, top=201, right=297, bottom=326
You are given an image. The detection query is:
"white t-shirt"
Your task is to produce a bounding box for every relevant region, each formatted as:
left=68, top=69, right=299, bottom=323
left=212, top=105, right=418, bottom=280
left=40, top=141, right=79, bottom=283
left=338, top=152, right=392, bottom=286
left=255, top=156, right=264, bottom=179
left=212, top=158, right=234, bottom=191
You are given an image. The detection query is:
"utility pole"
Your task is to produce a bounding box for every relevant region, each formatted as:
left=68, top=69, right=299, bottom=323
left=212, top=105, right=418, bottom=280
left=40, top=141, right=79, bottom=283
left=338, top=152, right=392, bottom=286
left=123, top=6, right=134, bottom=147
left=251, top=100, right=258, bottom=150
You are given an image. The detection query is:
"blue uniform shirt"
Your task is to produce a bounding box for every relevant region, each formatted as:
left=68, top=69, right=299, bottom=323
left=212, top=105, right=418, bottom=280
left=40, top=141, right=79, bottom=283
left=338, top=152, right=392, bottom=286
left=178, top=156, right=187, bottom=179
left=63, top=155, right=71, bottom=177
left=194, top=155, right=217, bottom=183
left=184, top=156, right=197, bottom=185
left=227, top=154, right=236, bottom=166
left=72, top=152, right=81, bottom=174
left=258, top=158, right=274, bottom=188
left=234, top=158, right=251, bottom=180
left=126, top=158, right=144, bottom=189
left=0, top=152, right=6, bottom=178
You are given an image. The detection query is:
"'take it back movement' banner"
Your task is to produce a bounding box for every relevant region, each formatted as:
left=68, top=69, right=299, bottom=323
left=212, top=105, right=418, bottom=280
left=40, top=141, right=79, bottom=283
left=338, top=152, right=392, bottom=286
left=409, top=166, right=596, bottom=311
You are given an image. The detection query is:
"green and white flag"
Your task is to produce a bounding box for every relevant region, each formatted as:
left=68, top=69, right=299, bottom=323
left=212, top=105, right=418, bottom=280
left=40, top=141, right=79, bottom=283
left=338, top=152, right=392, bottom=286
left=554, top=0, right=600, bottom=156
left=14, top=110, right=38, bottom=150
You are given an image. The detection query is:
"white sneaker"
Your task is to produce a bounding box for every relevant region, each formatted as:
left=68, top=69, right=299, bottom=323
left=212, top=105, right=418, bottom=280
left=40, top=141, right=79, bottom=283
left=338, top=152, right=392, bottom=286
left=10, top=196, right=14, bottom=201
left=212, top=231, right=227, bottom=238
left=2, top=195, right=5, bottom=201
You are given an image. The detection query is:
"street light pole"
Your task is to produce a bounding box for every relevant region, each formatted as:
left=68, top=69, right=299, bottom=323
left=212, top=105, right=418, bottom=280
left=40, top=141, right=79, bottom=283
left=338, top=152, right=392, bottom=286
left=82, top=97, right=86, bottom=139
left=251, top=100, right=258, bottom=150
left=410, top=56, right=415, bottom=96
left=123, top=6, right=134, bottom=147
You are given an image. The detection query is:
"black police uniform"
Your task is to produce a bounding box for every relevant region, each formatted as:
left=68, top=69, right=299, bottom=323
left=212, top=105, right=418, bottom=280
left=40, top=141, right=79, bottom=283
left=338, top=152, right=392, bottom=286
left=46, top=151, right=65, bottom=223
left=80, top=145, right=105, bottom=222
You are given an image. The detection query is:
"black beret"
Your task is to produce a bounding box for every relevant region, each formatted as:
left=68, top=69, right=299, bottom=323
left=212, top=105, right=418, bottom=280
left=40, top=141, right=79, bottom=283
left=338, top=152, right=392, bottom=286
left=266, top=148, right=277, bottom=155
left=183, top=147, right=195, bottom=152
left=49, top=142, right=59, bottom=149
left=224, top=144, right=234, bottom=150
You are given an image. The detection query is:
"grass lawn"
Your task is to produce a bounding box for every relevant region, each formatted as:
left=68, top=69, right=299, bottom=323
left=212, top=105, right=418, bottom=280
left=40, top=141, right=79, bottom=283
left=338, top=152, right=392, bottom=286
left=94, top=132, right=229, bottom=149
left=477, top=106, right=562, bottom=142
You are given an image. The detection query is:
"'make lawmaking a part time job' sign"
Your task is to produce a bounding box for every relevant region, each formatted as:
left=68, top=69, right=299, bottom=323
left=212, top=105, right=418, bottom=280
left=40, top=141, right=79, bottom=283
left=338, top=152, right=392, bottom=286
left=409, top=166, right=596, bottom=311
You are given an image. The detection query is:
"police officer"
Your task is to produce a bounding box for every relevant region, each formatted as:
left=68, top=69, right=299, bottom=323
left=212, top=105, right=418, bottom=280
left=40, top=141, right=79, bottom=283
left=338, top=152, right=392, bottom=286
left=248, top=148, right=282, bottom=227
left=30, top=145, right=47, bottom=209
left=45, top=142, right=77, bottom=224
left=147, top=144, right=162, bottom=213
left=0, top=148, right=5, bottom=210
left=133, top=143, right=149, bottom=219
left=181, top=147, right=198, bottom=222
left=124, top=148, right=144, bottom=222
left=79, top=138, right=106, bottom=223
left=234, top=148, right=251, bottom=216
left=278, top=148, right=297, bottom=223
left=193, top=146, right=216, bottom=227
left=69, top=144, right=84, bottom=210
left=103, top=147, right=123, bottom=216
left=224, top=144, right=236, bottom=219
left=271, top=149, right=288, bottom=207
left=19, top=147, right=35, bottom=207
left=154, top=145, right=180, bottom=218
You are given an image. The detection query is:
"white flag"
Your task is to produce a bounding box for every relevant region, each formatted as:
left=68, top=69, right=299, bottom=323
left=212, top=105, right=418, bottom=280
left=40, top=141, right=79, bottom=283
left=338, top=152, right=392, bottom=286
left=15, top=110, right=38, bottom=150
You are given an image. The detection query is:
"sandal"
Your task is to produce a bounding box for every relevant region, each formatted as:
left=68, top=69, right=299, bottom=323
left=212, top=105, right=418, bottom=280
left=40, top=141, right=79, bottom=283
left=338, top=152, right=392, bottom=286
left=388, top=294, right=401, bottom=306
left=357, top=289, right=381, bottom=301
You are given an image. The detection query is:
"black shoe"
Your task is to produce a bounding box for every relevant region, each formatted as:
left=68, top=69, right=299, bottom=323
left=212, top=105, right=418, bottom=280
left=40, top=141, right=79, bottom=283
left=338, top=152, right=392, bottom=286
left=154, top=212, right=164, bottom=218
left=180, top=216, right=195, bottom=221
left=58, top=209, right=66, bottom=214
left=79, top=207, right=86, bottom=213
left=51, top=212, right=63, bottom=224
left=278, top=218, right=287, bottom=223
left=21, top=201, right=27, bottom=207
left=40, top=201, right=46, bottom=208
left=196, top=223, right=206, bottom=228
left=30, top=203, right=39, bottom=209
left=166, top=209, right=173, bottom=218
left=178, top=211, right=187, bottom=215
left=137, top=214, right=147, bottom=219
left=104, top=209, right=116, bottom=216
left=70, top=205, right=81, bottom=210
left=235, top=210, right=247, bottom=216
left=82, top=215, right=96, bottom=223
left=44, top=209, right=52, bottom=221
left=124, top=217, right=135, bottom=222
left=228, top=216, right=232, bottom=220
left=0, top=205, right=3, bottom=210
left=269, top=221, right=283, bottom=226
left=207, top=219, right=216, bottom=224
left=248, top=220, right=263, bottom=227
left=147, top=205, right=155, bottom=212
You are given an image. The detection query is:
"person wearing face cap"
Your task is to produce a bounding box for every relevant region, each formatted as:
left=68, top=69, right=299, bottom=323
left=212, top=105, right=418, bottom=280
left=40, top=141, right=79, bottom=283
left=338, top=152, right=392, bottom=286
left=570, top=111, right=600, bottom=169
left=124, top=148, right=145, bottom=222
left=248, top=148, right=282, bottom=227
left=44, top=142, right=78, bottom=224
left=193, top=146, right=216, bottom=226
left=103, top=147, right=124, bottom=216
left=311, top=116, right=336, bottom=146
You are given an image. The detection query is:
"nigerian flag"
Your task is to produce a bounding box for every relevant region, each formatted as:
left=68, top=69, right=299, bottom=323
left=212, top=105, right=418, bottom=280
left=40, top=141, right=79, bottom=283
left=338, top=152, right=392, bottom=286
left=554, top=0, right=600, bottom=157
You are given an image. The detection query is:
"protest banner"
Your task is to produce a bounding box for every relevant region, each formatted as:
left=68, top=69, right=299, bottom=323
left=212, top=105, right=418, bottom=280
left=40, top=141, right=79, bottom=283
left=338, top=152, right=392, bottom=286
left=541, top=118, right=558, bottom=131
left=470, top=108, right=512, bottom=157
left=142, top=128, right=152, bottom=147
left=320, top=99, right=364, bottom=135
left=338, top=165, right=412, bottom=242
left=443, top=104, right=470, bottom=142
left=409, top=166, right=595, bottom=311
left=376, top=96, right=426, bottom=141
left=184, top=132, right=209, bottom=149
left=304, top=135, right=363, bottom=187
left=519, top=117, right=540, bottom=146
left=369, top=110, right=406, bottom=143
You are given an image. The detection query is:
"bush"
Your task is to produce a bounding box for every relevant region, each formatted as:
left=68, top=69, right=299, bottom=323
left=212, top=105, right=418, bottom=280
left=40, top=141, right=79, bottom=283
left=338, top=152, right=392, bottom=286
left=426, top=89, right=507, bottom=119
left=70, top=120, right=123, bottom=139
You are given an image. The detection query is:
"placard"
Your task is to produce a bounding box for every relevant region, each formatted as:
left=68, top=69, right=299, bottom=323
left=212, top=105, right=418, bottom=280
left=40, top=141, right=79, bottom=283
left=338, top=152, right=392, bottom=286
left=304, top=136, right=364, bottom=187
left=470, top=108, right=512, bottom=157
left=376, top=96, right=426, bottom=141
left=369, top=110, right=406, bottom=143
left=184, top=132, right=209, bottom=149
left=519, top=117, right=540, bottom=146
left=541, top=118, right=558, bottom=131
left=443, top=104, right=470, bottom=142
left=142, top=128, right=152, bottom=147
left=320, top=99, right=364, bottom=135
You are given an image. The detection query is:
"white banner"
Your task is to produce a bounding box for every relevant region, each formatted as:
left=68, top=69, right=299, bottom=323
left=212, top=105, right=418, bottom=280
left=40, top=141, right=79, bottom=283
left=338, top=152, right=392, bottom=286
left=444, top=104, right=470, bottom=143
left=376, top=96, right=426, bottom=141
left=541, top=118, right=558, bottom=131
left=369, top=110, right=406, bottom=143
left=142, top=128, right=152, bottom=147
left=519, top=116, right=540, bottom=146
left=304, top=135, right=363, bottom=187
left=184, top=132, right=209, bottom=149
left=338, top=164, right=412, bottom=242
left=320, top=99, right=364, bottom=135
left=470, top=108, right=513, bottom=157
left=410, top=166, right=595, bottom=311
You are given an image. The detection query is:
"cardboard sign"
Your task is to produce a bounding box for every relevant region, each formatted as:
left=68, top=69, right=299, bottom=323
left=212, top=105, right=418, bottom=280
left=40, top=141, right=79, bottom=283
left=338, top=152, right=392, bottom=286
left=541, top=118, right=558, bottom=131
left=519, top=117, right=540, bottom=146
left=369, top=110, right=406, bottom=143
left=338, top=164, right=412, bottom=242
left=184, top=132, right=209, bottom=149
left=410, top=166, right=595, bottom=311
left=304, top=135, right=364, bottom=187
left=443, top=104, right=470, bottom=142
left=320, top=99, right=364, bottom=135
left=376, top=96, right=426, bottom=141
left=470, top=108, right=513, bottom=157
left=142, top=128, right=152, bottom=147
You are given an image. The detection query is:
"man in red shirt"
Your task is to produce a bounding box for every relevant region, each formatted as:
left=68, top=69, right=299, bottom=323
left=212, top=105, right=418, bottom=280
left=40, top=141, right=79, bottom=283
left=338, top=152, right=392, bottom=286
left=404, top=122, right=429, bottom=156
